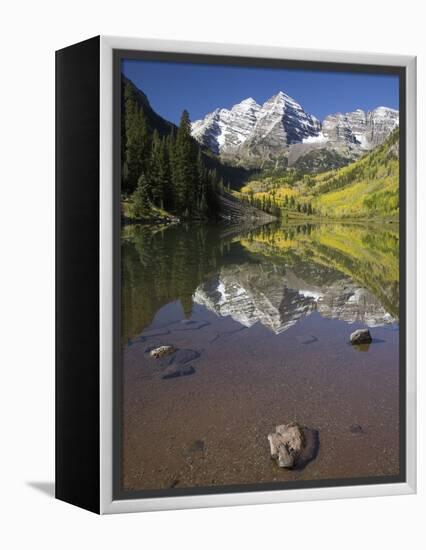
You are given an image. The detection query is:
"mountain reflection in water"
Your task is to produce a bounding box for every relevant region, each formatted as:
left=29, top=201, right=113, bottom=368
left=121, top=221, right=399, bottom=344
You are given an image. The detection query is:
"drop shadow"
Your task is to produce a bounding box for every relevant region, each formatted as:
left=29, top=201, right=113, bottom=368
left=27, top=481, right=55, bottom=498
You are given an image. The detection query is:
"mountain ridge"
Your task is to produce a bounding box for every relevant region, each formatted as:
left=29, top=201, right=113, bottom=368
left=191, top=91, right=399, bottom=168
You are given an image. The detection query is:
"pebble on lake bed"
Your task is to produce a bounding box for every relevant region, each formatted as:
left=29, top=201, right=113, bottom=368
left=268, top=422, right=305, bottom=469
left=149, top=345, right=176, bottom=359
left=350, top=329, right=372, bottom=345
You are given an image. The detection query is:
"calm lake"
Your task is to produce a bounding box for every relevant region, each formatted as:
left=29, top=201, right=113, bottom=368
left=120, top=221, right=400, bottom=492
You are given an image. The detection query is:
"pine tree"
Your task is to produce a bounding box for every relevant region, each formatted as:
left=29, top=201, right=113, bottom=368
left=131, top=172, right=151, bottom=218
left=166, top=131, right=177, bottom=210
left=196, top=150, right=208, bottom=216
left=159, top=137, right=172, bottom=211
left=123, top=83, right=151, bottom=195
left=149, top=130, right=164, bottom=208
left=174, top=110, right=198, bottom=215
left=121, top=86, right=232, bottom=221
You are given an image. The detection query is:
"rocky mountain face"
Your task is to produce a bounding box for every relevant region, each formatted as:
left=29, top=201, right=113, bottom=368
left=243, top=92, right=321, bottom=149
left=191, top=93, right=398, bottom=168
left=192, top=98, right=262, bottom=154
left=193, top=262, right=395, bottom=335
left=192, top=92, right=320, bottom=157
left=322, top=107, right=399, bottom=149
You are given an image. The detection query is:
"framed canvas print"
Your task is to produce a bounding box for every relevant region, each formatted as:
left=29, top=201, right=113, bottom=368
left=55, top=36, right=416, bottom=514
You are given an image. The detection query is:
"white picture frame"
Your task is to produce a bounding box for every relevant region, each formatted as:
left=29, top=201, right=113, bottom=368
left=97, top=36, right=416, bottom=514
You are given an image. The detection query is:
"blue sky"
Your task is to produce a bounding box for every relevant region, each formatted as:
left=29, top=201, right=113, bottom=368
left=122, top=59, right=399, bottom=124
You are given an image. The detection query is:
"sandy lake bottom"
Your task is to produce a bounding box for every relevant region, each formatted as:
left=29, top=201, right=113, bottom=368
left=122, top=303, right=399, bottom=492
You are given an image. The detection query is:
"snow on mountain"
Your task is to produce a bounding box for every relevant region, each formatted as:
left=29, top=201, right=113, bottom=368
left=191, top=92, right=399, bottom=159
left=366, top=106, right=399, bottom=147
left=191, top=98, right=262, bottom=154
left=191, top=108, right=230, bottom=154
left=251, top=91, right=321, bottom=145
left=191, top=91, right=321, bottom=155
left=302, top=132, right=328, bottom=144
left=322, top=106, right=399, bottom=149
left=322, top=113, right=359, bottom=147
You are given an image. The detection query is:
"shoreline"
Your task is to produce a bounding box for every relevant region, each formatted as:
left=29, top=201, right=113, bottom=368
left=122, top=214, right=400, bottom=229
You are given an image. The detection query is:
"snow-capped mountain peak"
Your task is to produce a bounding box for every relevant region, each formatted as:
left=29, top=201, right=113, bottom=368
left=191, top=91, right=399, bottom=161
left=252, top=91, right=321, bottom=145
left=237, top=97, right=260, bottom=107
left=191, top=91, right=322, bottom=155
left=322, top=106, right=399, bottom=149
left=191, top=96, right=262, bottom=154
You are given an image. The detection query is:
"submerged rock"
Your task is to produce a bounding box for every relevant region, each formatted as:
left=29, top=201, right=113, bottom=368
left=350, top=328, right=372, bottom=345
left=268, top=422, right=319, bottom=469
left=268, top=423, right=305, bottom=468
left=171, top=320, right=210, bottom=331
left=162, top=364, right=195, bottom=379
left=171, top=349, right=200, bottom=364
left=149, top=345, right=176, bottom=359
left=350, top=424, right=364, bottom=434
left=141, top=328, right=170, bottom=338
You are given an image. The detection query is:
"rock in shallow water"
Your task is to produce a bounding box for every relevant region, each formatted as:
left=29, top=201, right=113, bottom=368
left=350, top=329, right=372, bottom=345
left=268, top=422, right=305, bottom=468
left=268, top=422, right=319, bottom=469
left=149, top=345, right=176, bottom=359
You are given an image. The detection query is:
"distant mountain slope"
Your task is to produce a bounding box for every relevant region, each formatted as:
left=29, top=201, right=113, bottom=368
left=292, top=148, right=356, bottom=173
left=322, top=107, right=398, bottom=149
left=239, top=129, right=399, bottom=220
left=121, top=75, right=175, bottom=136
left=311, top=129, right=399, bottom=218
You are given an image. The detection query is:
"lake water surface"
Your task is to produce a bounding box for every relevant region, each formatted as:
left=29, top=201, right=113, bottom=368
left=120, top=221, right=400, bottom=492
